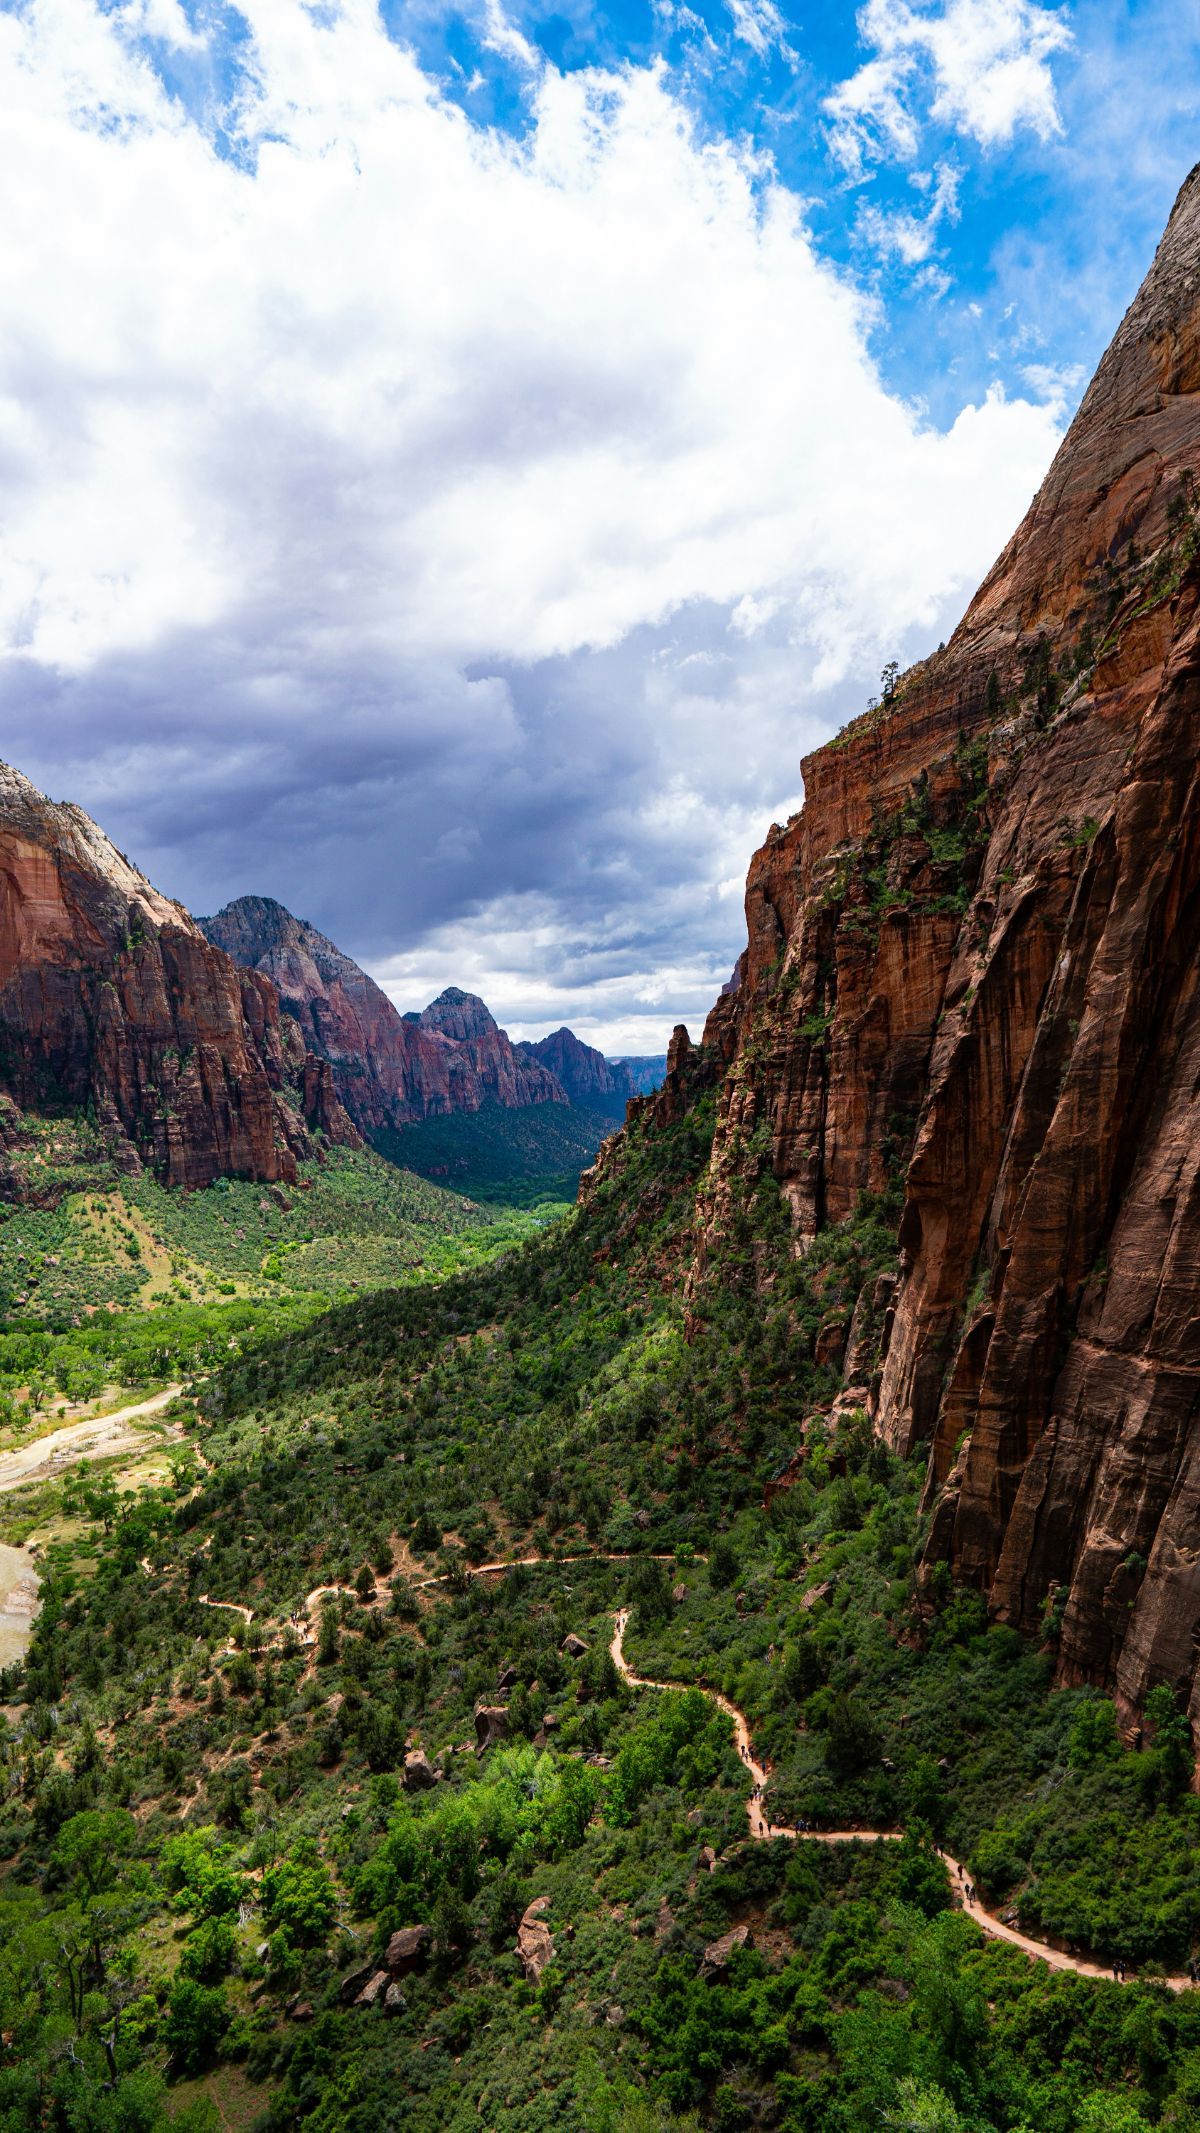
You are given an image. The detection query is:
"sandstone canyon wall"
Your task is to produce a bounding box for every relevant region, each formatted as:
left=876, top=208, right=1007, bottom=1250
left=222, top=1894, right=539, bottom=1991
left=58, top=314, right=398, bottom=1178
left=520, top=1026, right=636, bottom=1115
left=680, top=161, right=1200, bottom=1730
left=0, top=769, right=355, bottom=1189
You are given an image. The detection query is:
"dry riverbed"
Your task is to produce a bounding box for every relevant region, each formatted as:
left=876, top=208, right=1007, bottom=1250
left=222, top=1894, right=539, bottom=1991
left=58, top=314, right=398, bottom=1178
left=0, top=1384, right=184, bottom=1662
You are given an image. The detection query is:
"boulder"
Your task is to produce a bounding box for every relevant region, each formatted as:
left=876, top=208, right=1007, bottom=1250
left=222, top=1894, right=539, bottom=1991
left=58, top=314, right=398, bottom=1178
left=700, top=1925, right=752, bottom=1983
left=339, top=1963, right=376, bottom=2004
left=386, top=1924, right=432, bottom=1977
left=354, top=1969, right=390, bottom=2008
left=403, top=1749, right=438, bottom=1792
left=517, top=1896, right=555, bottom=1985
left=497, top=1661, right=518, bottom=1689
left=384, top=1982, right=407, bottom=2017
left=560, top=1633, right=588, bottom=1657
left=474, top=1703, right=508, bottom=1752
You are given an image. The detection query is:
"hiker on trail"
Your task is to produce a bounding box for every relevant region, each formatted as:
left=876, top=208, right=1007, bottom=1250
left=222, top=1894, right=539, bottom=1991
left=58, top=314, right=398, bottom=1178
left=1188, top=1953, right=1200, bottom=1986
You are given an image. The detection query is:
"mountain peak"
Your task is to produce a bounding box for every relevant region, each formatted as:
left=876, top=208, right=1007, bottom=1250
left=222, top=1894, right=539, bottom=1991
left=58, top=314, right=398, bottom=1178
left=419, top=989, right=499, bottom=1043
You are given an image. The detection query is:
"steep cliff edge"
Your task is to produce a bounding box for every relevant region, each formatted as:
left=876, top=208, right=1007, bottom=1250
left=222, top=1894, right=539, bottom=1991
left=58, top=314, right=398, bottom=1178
left=0, top=769, right=355, bottom=1189
left=687, top=162, right=1200, bottom=1730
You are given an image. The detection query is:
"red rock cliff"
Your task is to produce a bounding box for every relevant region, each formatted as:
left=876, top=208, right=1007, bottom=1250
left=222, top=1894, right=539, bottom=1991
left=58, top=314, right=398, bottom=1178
left=0, top=768, right=356, bottom=1188
left=200, top=904, right=571, bottom=1132
left=691, top=161, right=1200, bottom=1730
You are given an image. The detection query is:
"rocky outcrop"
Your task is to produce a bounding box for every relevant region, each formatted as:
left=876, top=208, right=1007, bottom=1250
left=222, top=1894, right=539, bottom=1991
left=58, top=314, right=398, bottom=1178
left=682, top=163, right=1200, bottom=1731
left=201, top=895, right=452, bottom=1134
left=473, top=1702, right=508, bottom=1752
left=520, top=1027, right=635, bottom=1116
left=0, top=766, right=354, bottom=1188
left=402, top=1749, right=438, bottom=1792
left=385, top=1925, right=432, bottom=1976
left=516, top=1897, right=555, bottom=1984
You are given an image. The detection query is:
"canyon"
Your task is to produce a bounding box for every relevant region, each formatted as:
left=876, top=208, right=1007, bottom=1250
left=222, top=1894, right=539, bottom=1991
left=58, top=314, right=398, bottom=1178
left=0, top=764, right=356, bottom=1191
left=200, top=897, right=573, bottom=1134
left=0, top=800, right=644, bottom=1200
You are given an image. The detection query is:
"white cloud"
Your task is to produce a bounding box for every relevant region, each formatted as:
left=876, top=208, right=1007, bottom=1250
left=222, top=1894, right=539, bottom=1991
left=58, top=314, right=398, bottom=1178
left=855, top=155, right=961, bottom=264
left=0, top=0, right=1067, bottom=1043
left=724, top=0, right=798, bottom=66
left=827, top=0, right=1072, bottom=174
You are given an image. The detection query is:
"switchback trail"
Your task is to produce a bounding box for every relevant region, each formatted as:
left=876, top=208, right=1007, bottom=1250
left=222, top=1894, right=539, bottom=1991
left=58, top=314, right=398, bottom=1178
left=609, top=1607, right=1192, bottom=1993
left=179, top=1538, right=1192, bottom=1991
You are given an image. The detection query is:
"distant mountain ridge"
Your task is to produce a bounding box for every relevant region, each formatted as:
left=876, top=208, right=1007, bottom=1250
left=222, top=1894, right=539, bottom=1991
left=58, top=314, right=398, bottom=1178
left=200, top=896, right=649, bottom=1141
left=518, top=1026, right=637, bottom=1118
left=199, top=900, right=563, bottom=1134
left=610, top=1054, right=668, bottom=1096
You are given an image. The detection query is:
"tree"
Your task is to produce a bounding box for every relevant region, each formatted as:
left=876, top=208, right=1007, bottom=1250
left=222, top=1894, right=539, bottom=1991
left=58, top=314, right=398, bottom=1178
left=708, top=1536, right=740, bottom=1591
left=52, top=1809, right=136, bottom=1901
left=161, top=1827, right=245, bottom=1920
left=179, top=1916, right=237, bottom=1982
left=1146, top=1685, right=1192, bottom=1792
left=162, top=1975, right=229, bottom=2074
left=261, top=1840, right=336, bottom=1946
left=882, top=2079, right=966, bottom=2132
left=1075, top=2097, right=1151, bottom=2132
left=1069, top=1696, right=1120, bottom=1769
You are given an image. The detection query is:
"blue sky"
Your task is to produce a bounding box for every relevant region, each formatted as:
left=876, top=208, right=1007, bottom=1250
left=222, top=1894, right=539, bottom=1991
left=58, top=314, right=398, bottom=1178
left=1, top=0, right=1197, bottom=1047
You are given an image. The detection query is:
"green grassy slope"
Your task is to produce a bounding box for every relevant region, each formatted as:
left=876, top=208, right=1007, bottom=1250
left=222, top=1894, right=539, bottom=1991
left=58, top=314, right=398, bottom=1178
left=3, top=1079, right=1199, bottom=2131
left=0, top=1106, right=549, bottom=1425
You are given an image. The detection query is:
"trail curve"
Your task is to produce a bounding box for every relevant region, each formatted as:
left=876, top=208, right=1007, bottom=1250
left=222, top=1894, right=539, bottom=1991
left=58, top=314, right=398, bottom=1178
left=609, top=1607, right=1191, bottom=1992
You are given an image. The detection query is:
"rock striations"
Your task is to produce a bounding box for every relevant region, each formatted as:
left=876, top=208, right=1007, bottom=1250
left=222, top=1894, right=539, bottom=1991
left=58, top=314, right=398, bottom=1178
left=0, top=767, right=356, bottom=1188
left=673, top=162, right=1200, bottom=1730
left=416, top=987, right=565, bottom=1112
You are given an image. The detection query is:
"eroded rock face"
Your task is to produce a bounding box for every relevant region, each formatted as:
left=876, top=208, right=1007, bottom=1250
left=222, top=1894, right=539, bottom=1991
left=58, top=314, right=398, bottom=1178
left=200, top=908, right=569, bottom=1132
left=677, top=162, right=1200, bottom=1731
left=473, top=1703, right=508, bottom=1752
left=516, top=1897, right=554, bottom=1984
left=0, top=766, right=354, bottom=1188
left=418, top=989, right=566, bottom=1111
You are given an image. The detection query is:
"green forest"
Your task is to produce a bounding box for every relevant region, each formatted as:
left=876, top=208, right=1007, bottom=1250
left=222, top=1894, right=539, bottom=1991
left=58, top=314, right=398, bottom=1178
left=2, top=1086, right=1199, bottom=2130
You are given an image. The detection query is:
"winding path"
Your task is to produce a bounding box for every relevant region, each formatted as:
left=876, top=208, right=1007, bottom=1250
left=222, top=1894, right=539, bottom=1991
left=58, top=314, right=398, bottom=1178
left=175, top=1539, right=1192, bottom=1991
left=609, top=1607, right=1192, bottom=1993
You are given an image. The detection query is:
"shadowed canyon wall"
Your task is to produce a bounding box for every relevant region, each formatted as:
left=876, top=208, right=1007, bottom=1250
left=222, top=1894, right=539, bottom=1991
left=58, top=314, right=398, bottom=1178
left=681, top=161, right=1200, bottom=1732
left=0, top=768, right=356, bottom=1188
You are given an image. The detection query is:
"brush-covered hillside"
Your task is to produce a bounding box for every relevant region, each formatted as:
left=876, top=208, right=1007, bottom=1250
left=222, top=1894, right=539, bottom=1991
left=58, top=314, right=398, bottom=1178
left=4, top=1081, right=1200, bottom=2133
